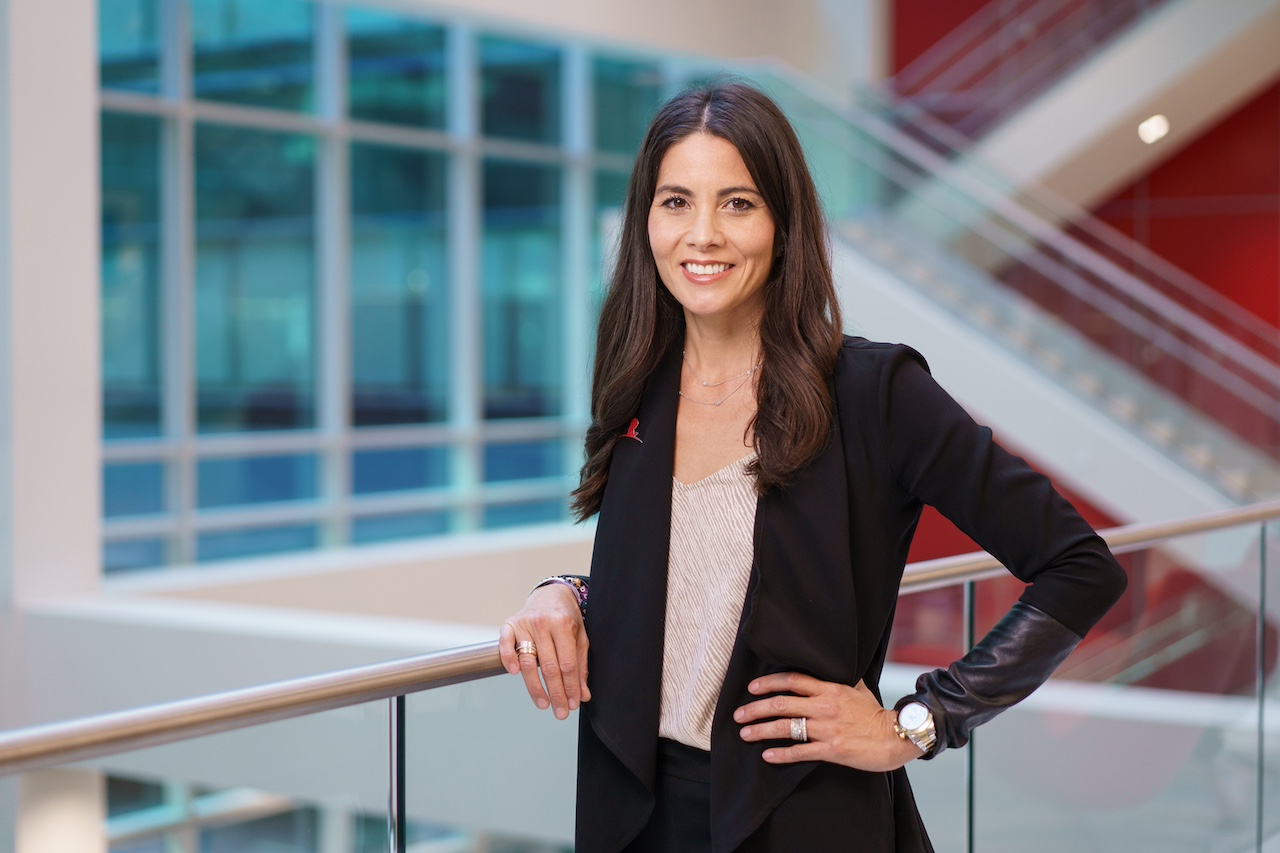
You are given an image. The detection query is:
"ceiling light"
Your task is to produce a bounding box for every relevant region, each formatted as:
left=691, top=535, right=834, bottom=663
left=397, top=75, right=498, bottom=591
left=1138, top=114, right=1170, bottom=145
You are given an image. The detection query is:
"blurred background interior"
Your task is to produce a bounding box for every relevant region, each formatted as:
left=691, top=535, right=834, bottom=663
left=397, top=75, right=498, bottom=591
left=1, top=0, right=1279, bottom=850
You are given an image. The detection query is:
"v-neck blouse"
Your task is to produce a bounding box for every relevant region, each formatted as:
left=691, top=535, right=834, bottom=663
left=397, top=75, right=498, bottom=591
left=659, top=453, right=758, bottom=750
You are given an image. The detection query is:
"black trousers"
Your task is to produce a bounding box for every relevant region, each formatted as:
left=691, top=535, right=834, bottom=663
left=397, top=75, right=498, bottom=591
left=624, top=738, right=712, bottom=853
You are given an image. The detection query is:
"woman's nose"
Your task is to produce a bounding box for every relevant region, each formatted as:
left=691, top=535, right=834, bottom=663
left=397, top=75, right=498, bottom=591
left=686, top=207, right=722, bottom=248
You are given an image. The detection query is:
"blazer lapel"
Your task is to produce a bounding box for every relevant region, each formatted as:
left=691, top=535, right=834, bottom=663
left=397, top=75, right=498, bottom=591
left=582, top=346, right=682, bottom=794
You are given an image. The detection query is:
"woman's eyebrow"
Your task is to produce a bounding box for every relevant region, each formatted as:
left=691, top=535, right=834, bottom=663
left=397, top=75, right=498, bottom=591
left=653, top=184, right=762, bottom=197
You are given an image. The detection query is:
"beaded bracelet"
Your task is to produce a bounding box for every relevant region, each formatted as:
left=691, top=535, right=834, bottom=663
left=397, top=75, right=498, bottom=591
left=531, top=575, right=588, bottom=620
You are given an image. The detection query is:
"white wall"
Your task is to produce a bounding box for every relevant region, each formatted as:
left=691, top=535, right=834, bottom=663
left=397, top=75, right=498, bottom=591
left=383, top=0, right=889, bottom=98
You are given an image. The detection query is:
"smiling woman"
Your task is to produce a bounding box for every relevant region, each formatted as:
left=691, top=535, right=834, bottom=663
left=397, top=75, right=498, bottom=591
left=498, top=80, right=1127, bottom=853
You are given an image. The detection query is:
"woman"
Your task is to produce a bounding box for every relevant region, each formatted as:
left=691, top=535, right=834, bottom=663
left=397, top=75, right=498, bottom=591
left=499, top=81, right=1126, bottom=852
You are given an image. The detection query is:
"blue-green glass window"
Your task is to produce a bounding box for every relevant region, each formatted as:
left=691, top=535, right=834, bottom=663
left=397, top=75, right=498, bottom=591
left=197, top=454, right=318, bottom=508
left=594, top=169, right=629, bottom=299
left=195, top=124, right=315, bottom=432
left=351, top=143, right=448, bottom=426
left=104, top=538, right=168, bottom=574
left=104, top=462, right=166, bottom=517
left=483, top=440, right=562, bottom=483
left=197, top=524, right=319, bottom=561
left=346, top=10, right=446, bottom=128
left=351, top=511, right=450, bottom=544
left=352, top=447, right=450, bottom=494
left=483, top=499, right=566, bottom=529
left=100, top=0, right=161, bottom=93
left=107, top=776, right=167, bottom=818
left=198, top=807, right=319, bottom=848
left=191, top=0, right=314, bottom=112
left=482, top=160, right=562, bottom=419
left=592, top=57, right=663, bottom=155
left=480, top=37, right=561, bottom=144
left=102, top=112, right=163, bottom=439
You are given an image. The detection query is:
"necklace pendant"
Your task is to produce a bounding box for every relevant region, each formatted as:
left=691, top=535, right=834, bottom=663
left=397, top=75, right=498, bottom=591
left=701, top=380, right=709, bottom=386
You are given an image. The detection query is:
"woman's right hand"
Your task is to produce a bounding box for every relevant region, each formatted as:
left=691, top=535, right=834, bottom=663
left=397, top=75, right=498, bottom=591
left=499, top=582, right=590, bottom=720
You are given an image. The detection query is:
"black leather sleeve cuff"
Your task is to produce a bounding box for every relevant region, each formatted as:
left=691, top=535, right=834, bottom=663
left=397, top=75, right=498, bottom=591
left=902, top=601, right=1082, bottom=759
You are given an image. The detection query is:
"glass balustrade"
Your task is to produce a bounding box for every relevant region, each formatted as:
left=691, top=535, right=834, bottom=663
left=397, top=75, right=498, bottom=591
left=965, top=521, right=1273, bottom=852
left=2, top=701, right=392, bottom=852
left=403, top=677, right=576, bottom=851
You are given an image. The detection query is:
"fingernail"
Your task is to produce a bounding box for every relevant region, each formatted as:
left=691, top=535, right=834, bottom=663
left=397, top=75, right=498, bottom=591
left=734, top=708, right=745, bottom=721
left=569, top=698, right=579, bottom=710
left=536, top=698, right=549, bottom=710
left=740, top=726, right=752, bottom=738
left=749, top=681, right=760, bottom=692
left=762, top=749, right=775, bottom=760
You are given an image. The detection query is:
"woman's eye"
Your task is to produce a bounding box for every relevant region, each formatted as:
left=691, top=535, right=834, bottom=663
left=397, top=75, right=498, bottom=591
left=660, top=196, right=688, bottom=210
left=726, top=197, right=754, bottom=211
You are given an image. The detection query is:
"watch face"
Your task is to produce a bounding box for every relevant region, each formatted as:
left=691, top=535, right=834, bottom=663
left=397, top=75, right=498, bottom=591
left=899, top=702, right=929, bottom=730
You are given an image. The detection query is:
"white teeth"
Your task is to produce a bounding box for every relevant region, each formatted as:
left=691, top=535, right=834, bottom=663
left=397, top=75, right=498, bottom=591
left=684, top=262, right=730, bottom=276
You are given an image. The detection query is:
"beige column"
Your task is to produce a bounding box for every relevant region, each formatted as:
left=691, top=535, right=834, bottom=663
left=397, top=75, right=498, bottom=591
left=14, top=770, right=105, bottom=853
left=0, top=0, right=102, bottom=847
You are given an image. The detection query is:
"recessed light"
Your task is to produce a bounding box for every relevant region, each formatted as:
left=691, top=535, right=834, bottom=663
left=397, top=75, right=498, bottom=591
left=1138, top=114, right=1170, bottom=144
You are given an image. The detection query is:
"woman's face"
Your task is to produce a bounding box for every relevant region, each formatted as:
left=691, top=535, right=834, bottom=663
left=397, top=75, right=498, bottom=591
left=648, top=133, right=776, bottom=329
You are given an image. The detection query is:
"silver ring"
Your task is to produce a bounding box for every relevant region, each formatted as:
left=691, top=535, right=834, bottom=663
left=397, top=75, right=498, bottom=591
left=515, top=640, right=537, bottom=657
left=790, top=717, right=808, bottom=743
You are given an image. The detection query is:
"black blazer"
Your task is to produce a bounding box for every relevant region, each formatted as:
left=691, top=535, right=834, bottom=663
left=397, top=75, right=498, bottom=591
left=577, top=337, right=1122, bottom=852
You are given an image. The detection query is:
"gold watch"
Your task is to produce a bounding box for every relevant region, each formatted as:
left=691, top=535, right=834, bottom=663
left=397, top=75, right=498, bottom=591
left=894, top=701, right=937, bottom=755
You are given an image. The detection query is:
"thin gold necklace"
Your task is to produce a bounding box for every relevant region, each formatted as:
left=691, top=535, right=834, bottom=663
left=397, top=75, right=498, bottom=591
left=678, top=373, right=754, bottom=407
left=682, top=350, right=761, bottom=387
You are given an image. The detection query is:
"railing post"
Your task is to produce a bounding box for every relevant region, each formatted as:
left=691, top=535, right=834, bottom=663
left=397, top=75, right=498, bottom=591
left=390, top=695, right=406, bottom=853
left=1255, top=524, right=1267, bottom=853
left=964, top=579, right=976, bottom=853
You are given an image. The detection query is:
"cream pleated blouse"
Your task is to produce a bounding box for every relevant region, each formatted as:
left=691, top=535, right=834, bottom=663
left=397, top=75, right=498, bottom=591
left=658, top=454, right=758, bottom=750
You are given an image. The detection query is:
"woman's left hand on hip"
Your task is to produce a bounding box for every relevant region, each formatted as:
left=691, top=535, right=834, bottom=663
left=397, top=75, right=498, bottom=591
left=734, top=672, right=922, bottom=771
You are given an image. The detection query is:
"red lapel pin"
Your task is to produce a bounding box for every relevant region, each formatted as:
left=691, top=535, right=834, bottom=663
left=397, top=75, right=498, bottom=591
left=622, top=418, right=643, bottom=443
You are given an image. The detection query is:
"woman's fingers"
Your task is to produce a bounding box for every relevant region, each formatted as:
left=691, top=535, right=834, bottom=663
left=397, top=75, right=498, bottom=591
left=500, top=583, right=588, bottom=718
left=747, top=671, right=821, bottom=697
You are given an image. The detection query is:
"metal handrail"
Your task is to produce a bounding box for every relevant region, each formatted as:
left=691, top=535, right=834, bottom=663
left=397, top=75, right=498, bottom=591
left=2, top=498, right=1278, bottom=778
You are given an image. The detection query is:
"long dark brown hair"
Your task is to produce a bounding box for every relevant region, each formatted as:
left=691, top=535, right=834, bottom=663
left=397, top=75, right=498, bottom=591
left=571, top=81, right=843, bottom=520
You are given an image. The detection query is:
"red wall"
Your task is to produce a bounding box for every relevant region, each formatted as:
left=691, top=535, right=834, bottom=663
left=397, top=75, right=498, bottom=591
left=1090, top=82, right=1280, bottom=328
left=891, top=0, right=990, bottom=74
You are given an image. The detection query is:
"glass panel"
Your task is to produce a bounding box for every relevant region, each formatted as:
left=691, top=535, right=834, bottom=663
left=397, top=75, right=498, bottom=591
left=592, top=57, right=663, bottom=155
left=482, top=160, right=562, bottom=419
left=197, top=524, right=318, bottom=561
left=350, top=143, right=449, bottom=426
left=104, top=462, right=166, bottom=517
left=102, top=111, right=163, bottom=439
left=195, top=123, right=315, bottom=432
left=100, top=0, right=161, bottom=93
left=346, top=9, right=446, bottom=129
left=197, top=454, right=317, bottom=508
left=94, top=702, right=388, bottom=851
left=971, top=524, right=1266, bottom=852
left=593, top=169, right=629, bottom=315
left=483, top=439, right=563, bottom=483
left=190, top=0, right=314, bottom=112
left=889, top=585, right=969, bottom=852
left=405, top=679, right=576, bottom=849
left=350, top=510, right=451, bottom=544
left=482, top=499, right=566, bottom=529
left=351, top=447, right=449, bottom=494
left=103, top=538, right=168, bottom=574
left=480, top=36, right=561, bottom=144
